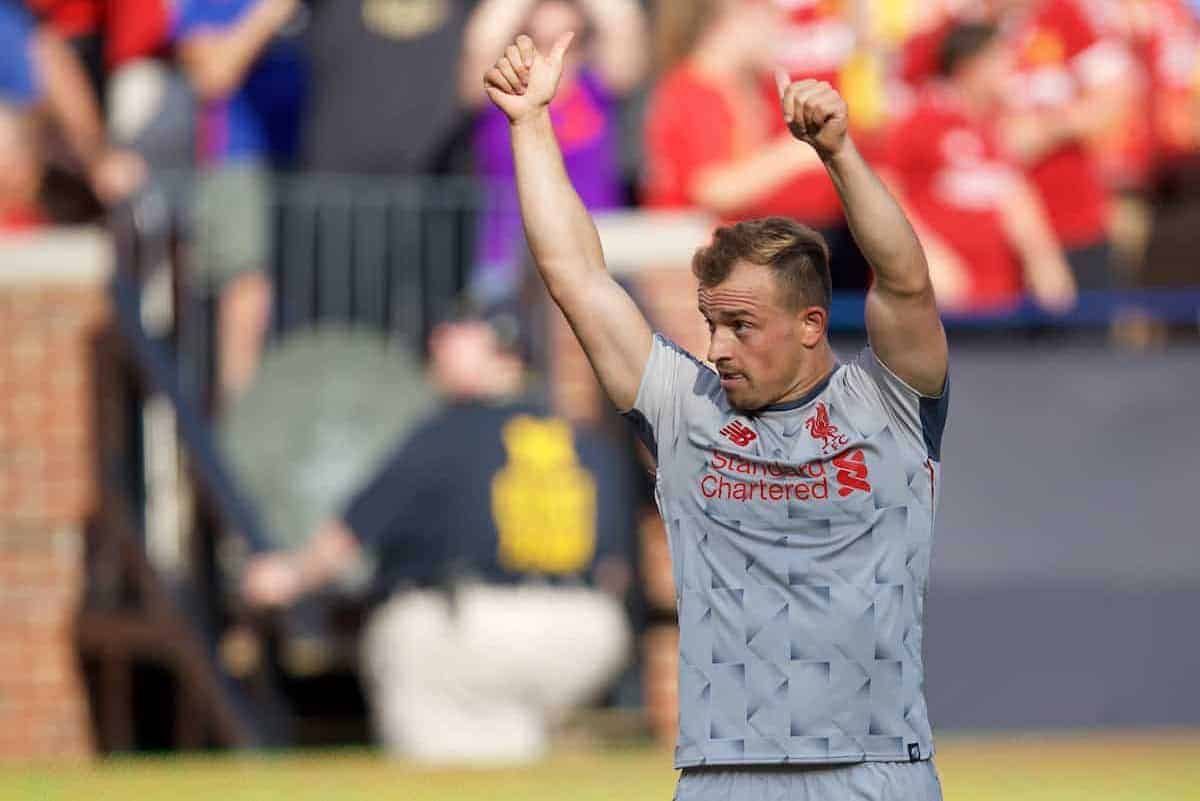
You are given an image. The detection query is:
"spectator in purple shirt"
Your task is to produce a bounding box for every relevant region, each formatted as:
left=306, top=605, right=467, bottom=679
left=175, top=0, right=306, bottom=409
left=462, top=0, right=647, bottom=303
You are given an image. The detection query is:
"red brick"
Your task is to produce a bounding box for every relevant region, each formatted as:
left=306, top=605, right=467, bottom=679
left=0, top=275, right=103, bottom=761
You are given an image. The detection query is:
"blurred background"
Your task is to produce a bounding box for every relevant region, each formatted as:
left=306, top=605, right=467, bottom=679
left=0, top=0, right=1198, bottom=798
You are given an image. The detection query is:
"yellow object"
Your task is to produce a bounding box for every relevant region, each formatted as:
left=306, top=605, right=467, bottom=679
left=840, top=49, right=887, bottom=131
left=492, top=416, right=597, bottom=575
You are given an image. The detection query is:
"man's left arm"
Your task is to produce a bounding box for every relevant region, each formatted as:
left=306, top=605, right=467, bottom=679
left=241, top=519, right=362, bottom=608
left=241, top=435, right=426, bottom=608
left=777, top=75, right=947, bottom=396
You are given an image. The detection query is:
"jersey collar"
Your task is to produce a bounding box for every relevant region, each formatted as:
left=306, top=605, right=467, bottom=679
left=758, top=364, right=841, bottom=413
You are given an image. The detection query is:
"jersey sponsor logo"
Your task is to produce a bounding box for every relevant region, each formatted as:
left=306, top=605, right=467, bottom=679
left=701, top=451, right=828, bottom=502
left=833, top=448, right=872, bottom=496
left=719, top=419, right=758, bottom=447
left=699, top=448, right=874, bottom=503
left=804, top=402, right=849, bottom=454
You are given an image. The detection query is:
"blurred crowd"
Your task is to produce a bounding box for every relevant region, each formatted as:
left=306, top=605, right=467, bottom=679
left=2, top=1, right=1198, bottom=337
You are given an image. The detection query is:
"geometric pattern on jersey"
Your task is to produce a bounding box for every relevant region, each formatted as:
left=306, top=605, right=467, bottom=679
left=629, top=335, right=948, bottom=768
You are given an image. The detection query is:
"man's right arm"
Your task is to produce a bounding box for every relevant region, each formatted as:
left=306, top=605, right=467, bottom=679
left=489, top=33, right=652, bottom=411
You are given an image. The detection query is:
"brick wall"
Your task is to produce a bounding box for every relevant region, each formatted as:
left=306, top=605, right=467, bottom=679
left=0, top=229, right=110, bottom=761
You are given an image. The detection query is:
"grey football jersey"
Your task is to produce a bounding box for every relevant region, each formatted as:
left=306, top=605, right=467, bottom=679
left=628, top=335, right=949, bottom=768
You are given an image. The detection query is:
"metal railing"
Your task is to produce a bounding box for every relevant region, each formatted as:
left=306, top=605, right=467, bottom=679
left=93, top=173, right=488, bottom=750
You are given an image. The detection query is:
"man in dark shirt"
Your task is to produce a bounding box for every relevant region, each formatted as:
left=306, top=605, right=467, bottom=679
left=242, top=306, right=634, bottom=763
left=301, top=0, right=474, bottom=174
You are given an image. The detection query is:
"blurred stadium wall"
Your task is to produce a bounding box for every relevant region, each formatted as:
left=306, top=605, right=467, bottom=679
left=0, top=230, right=109, bottom=760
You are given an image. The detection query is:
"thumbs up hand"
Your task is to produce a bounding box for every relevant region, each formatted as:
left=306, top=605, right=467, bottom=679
left=485, top=32, right=576, bottom=125
left=775, top=71, right=850, bottom=161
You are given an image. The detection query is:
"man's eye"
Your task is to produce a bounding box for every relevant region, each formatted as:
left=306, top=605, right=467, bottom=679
left=734, top=321, right=751, bottom=333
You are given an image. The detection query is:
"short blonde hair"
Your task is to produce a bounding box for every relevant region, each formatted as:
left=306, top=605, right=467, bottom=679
left=692, top=217, right=832, bottom=310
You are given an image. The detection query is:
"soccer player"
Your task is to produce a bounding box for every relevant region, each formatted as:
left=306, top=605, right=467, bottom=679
left=485, top=28, right=948, bottom=801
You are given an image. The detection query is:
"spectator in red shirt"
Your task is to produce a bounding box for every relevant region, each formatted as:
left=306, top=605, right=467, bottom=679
left=1095, top=0, right=1200, bottom=188
left=1, top=2, right=144, bottom=209
left=643, top=0, right=873, bottom=289
left=885, top=22, right=1076, bottom=313
left=25, top=0, right=102, bottom=94
left=1001, top=0, right=1133, bottom=289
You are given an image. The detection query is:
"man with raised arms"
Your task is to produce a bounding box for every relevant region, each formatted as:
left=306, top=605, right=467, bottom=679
left=485, top=28, right=948, bottom=801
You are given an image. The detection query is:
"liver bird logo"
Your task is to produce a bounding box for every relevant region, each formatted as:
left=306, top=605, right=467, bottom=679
left=804, top=402, right=848, bottom=454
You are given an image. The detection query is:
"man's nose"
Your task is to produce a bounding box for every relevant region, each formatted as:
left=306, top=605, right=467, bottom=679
left=707, top=328, right=732, bottom=365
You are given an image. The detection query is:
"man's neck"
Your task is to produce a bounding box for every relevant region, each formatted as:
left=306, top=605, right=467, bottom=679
left=769, top=345, right=838, bottom=408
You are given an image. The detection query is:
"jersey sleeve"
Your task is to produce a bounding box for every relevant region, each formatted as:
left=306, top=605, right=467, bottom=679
left=623, top=333, right=710, bottom=463
left=846, top=347, right=949, bottom=462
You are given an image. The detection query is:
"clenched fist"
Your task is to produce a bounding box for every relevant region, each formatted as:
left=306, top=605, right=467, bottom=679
left=484, top=31, right=575, bottom=125
left=775, top=72, right=850, bottom=161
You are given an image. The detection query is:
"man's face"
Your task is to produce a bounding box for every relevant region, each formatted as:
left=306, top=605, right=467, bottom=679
left=429, top=320, right=524, bottom=399
left=699, top=260, right=822, bottom=412
left=962, top=38, right=1013, bottom=105
left=529, top=0, right=586, bottom=53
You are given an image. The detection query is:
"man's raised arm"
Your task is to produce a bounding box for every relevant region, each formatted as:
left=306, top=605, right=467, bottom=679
left=776, top=75, right=948, bottom=397
left=485, top=33, right=652, bottom=411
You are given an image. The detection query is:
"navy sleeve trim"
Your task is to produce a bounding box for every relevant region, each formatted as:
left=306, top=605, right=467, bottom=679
left=919, top=378, right=950, bottom=461
left=622, top=408, right=657, bottom=461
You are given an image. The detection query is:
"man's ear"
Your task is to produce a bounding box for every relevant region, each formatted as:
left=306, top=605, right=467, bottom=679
left=799, top=305, right=828, bottom=348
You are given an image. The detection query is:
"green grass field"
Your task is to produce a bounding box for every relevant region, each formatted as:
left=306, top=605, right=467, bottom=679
left=5, top=730, right=1199, bottom=800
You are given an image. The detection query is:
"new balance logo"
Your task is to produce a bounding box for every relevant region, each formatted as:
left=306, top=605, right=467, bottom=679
left=719, top=420, right=758, bottom=447
left=833, top=449, right=871, bottom=497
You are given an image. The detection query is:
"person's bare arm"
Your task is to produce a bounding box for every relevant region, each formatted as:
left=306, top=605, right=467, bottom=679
left=999, top=173, right=1077, bottom=312
left=777, top=75, right=947, bottom=395
left=486, top=33, right=652, bottom=412
left=33, top=28, right=146, bottom=201
left=576, top=0, right=649, bottom=95
left=177, top=0, right=298, bottom=102
left=876, top=168, right=972, bottom=310
left=242, top=519, right=361, bottom=608
left=689, top=134, right=824, bottom=215
left=33, top=29, right=105, bottom=168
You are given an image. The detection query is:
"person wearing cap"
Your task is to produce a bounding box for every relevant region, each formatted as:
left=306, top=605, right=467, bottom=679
left=241, top=306, right=635, bottom=764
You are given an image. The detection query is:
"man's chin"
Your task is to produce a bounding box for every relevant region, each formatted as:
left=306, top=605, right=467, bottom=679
left=725, top=388, right=762, bottom=414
